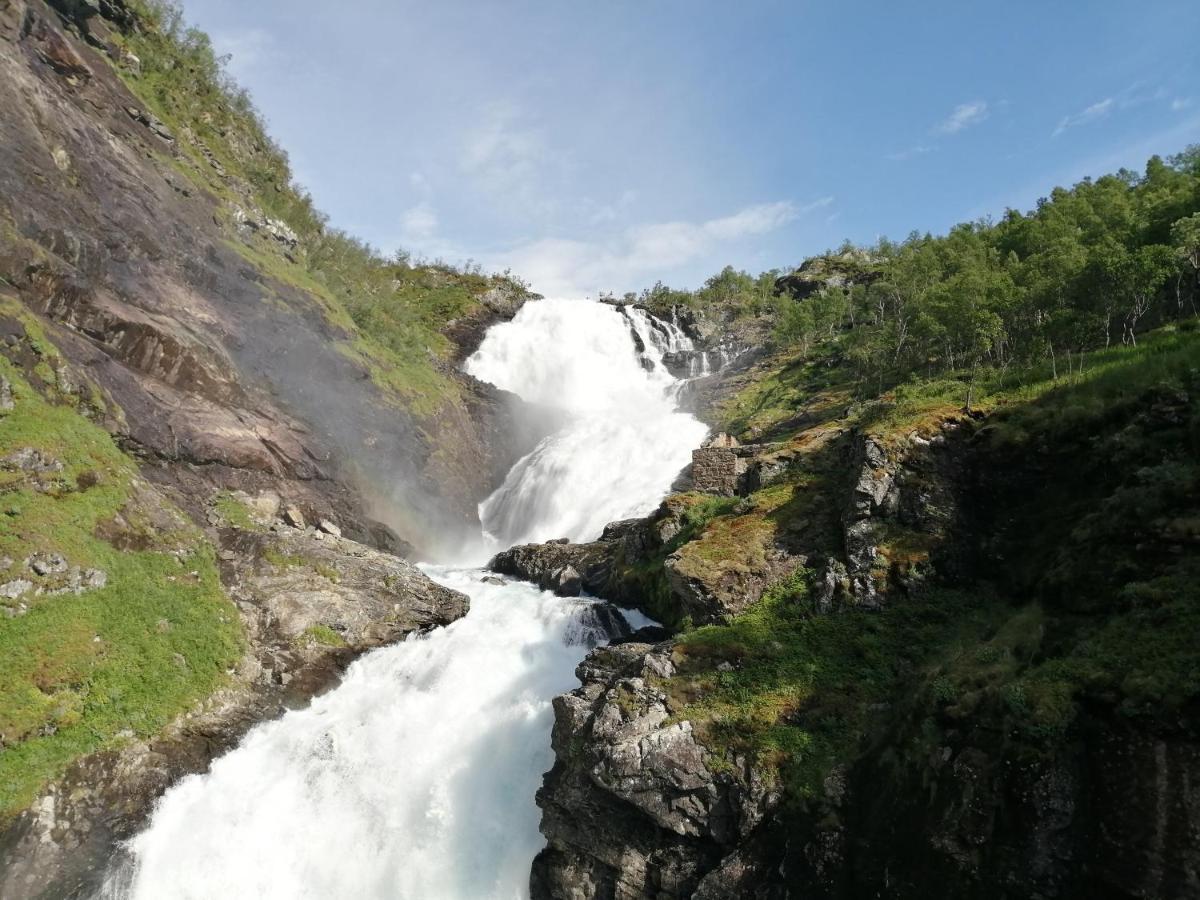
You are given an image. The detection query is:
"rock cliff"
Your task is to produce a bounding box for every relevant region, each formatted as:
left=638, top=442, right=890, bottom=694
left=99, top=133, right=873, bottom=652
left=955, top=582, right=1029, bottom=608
left=0, top=2, right=529, bottom=893
left=0, top=0, right=540, bottom=560
left=525, top=338, right=1200, bottom=898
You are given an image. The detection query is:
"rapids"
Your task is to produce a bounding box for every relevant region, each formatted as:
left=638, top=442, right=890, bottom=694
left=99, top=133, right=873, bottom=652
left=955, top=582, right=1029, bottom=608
left=99, top=297, right=708, bottom=899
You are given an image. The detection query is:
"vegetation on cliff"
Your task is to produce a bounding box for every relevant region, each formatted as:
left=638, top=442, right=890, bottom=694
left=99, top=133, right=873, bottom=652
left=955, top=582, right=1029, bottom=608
left=0, top=300, right=242, bottom=819
left=107, top=0, right=534, bottom=410
left=569, top=149, right=1200, bottom=890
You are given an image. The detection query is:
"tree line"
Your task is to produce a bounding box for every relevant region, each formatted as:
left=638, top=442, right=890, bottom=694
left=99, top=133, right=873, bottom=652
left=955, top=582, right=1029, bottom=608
left=640, top=148, right=1200, bottom=398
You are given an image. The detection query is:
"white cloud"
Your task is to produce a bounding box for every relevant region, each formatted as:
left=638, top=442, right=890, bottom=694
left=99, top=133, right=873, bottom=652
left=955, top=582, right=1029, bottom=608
left=585, top=189, right=639, bottom=225
left=211, top=28, right=275, bottom=80
left=399, top=201, right=438, bottom=242
left=1052, top=97, right=1114, bottom=136
left=935, top=101, right=989, bottom=135
left=489, top=199, right=817, bottom=299
left=1172, top=97, right=1193, bottom=112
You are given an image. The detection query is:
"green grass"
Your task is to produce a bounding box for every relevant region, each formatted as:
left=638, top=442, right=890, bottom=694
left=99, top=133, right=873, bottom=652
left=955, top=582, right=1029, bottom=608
left=0, top=357, right=243, bottom=818
left=668, top=580, right=1000, bottom=801
left=106, top=2, right=532, bottom=419
left=213, top=491, right=261, bottom=531
left=298, top=624, right=346, bottom=648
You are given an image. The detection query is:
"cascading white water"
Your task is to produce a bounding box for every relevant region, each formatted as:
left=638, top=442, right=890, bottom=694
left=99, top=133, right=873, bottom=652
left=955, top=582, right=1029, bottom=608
left=99, top=297, right=707, bottom=900
left=469, top=299, right=707, bottom=548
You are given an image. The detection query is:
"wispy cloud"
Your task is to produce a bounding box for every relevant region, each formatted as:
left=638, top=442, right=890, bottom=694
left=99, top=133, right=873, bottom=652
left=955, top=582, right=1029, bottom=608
left=460, top=102, right=553, bottom=211
left=935, top=101, right=989, bottom=135
left=210, top=28, right=276, bottom=80
left=886, top=144, right=934, bottom=161
left=490, top=199, right=819, bottom=299
left=1173, top=97, right=1194, bottom=112
left=398, top=201, right=438, bottom=242
left=1053, top=97, right=1114, bottom=137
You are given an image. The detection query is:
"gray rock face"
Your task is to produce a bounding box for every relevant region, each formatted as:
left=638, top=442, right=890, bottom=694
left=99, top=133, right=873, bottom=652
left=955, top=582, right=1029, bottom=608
left=532, top=643, right=776, bottom=900
left=0, top=0, right=545, bottom=559
left=490, top=540, right=616, bottom=595
left=551, top=564, right=582, bottom=597
left=2, top=447, right=64, bottom=474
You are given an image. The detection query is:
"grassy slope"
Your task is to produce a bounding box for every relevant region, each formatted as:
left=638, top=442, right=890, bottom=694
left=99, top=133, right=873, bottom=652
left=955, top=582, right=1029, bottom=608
left=656, top=325, right=1200, bottom=803
left=0, top=304, right=242, bottom=818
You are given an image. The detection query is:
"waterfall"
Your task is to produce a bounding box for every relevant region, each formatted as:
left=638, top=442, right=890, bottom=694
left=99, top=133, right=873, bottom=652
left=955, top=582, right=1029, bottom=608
left=98, top=298, right=705, bottom=900
left=468, top=299, right=707, bottom=548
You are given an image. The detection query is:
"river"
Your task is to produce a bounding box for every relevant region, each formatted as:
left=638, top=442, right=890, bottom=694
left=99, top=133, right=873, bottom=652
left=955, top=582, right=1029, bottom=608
left=99, top=297, right=707, bottom=899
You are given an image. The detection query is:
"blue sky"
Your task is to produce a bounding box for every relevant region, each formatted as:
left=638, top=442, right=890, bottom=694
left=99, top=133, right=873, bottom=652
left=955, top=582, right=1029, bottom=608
left=180, top=0, right=1200, bottom=298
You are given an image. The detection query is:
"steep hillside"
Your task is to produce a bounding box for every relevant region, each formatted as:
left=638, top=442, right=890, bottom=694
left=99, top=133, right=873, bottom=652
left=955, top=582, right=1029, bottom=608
left=0, top=0, right=544, bottom=560
left=512, top=324, right=1200, bottom=899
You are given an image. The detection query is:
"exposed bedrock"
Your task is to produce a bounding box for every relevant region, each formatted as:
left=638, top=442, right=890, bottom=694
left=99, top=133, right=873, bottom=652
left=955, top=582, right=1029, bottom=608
left=0, top=0, right=541, bottom=559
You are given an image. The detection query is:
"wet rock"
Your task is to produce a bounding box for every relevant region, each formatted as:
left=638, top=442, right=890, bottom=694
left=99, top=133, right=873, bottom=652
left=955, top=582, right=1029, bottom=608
left=479, top=575, right=506, bottom=586
left=565, top=603, right=632, bottom=647
left=550, top=565, right=582, bottom=597
left=35, top=26, right=92, bottom=80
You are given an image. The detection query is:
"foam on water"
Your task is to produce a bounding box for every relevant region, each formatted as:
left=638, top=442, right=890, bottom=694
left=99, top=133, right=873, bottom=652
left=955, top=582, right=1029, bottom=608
left=101, top=298, right=708, bottom=899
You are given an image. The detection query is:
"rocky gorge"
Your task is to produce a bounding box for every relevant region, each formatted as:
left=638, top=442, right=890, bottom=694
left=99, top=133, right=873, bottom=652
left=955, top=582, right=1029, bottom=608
left=0, top=1, right=1197, bottom=898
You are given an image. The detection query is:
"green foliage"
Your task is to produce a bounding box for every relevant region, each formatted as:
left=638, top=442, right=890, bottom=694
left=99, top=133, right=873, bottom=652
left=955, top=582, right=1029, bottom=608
left=762, top=149, right=1200, bottom=397
left=299, top=624, right=346, bottom=648
left=670, top=582, right=995, bottom=800
left=0, top=359, right=242, bottom=818
left=665, top=323, right=1199, bottom=805
left=635, top=267, right=782, bottom=324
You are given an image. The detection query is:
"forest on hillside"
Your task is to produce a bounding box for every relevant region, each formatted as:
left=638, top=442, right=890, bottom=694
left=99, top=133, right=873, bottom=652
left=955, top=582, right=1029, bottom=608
left=637, top=147, right=1200, bottom=402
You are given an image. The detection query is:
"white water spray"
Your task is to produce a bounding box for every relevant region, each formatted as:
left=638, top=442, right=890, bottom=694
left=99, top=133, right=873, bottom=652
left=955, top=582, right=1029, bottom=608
left=469, top=299, right=707, bottom=547
left=101, top=297, right=708, bottom=900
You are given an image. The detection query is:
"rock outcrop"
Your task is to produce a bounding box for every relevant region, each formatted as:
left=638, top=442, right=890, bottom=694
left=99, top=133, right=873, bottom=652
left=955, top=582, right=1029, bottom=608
left=531, top=642, right=776, bottom=900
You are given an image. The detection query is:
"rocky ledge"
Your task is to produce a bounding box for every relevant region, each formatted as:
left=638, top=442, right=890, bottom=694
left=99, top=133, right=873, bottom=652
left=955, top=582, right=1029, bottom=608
left=531, top=642, right=776, bottom=900
left=0, top=506, right=468, bottom=900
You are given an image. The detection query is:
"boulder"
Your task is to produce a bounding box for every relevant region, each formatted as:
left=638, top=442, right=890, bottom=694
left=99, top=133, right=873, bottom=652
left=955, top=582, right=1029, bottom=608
left=1, top=579, right=33, bottom=599
left=2, top=448, right=64, bottom=473
left=29, top=552, right=69, bottom=576
left=282, top=504, right=306, bottom=529
left=550, top=564, right=582, bottom=597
